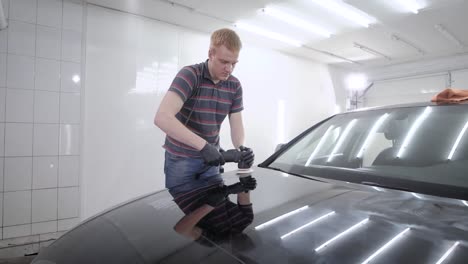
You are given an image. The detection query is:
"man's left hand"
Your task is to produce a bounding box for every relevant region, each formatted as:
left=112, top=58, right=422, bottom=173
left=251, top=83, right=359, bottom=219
left=239, top=146, right=255, bottom=168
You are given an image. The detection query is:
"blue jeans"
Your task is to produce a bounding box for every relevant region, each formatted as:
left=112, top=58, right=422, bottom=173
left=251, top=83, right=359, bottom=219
left=164, top=151, right=223, bottom=196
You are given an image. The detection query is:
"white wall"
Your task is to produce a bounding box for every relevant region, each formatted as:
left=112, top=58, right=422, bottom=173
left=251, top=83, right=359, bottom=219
left=452, top=69, right=468, bottom=88
left=329, top=54, right=468, bottom=108
left=0, top=0, right=83, bottom=240
left=328, top=65, right=353, bottom=112
left=364, top=74, right=447, bottom=107
left=82, top=5, right=336, bottom=219
left=363, top=68, right=468, bottom=107
left=362, top=54, right=468, bottom=107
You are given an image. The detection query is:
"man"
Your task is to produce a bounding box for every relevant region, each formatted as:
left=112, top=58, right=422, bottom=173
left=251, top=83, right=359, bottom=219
left=154, top=28, right=254, bottom=197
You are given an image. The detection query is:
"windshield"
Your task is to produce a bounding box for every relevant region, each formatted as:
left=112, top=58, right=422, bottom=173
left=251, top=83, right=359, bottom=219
left=269, top=104, right=468, bottom=192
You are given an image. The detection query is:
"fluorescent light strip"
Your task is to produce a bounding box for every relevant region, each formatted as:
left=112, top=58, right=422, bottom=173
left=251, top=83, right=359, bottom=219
left=373, top=187, right=383, bottom=192
left=235, top=22, right=302, bottom=47
left=411, top=192, right=423, bottom=199
left=354, top=42, right=391, bottom=60
left=255, top=206, right=309, bottom=230
left=447, top=120, right=468, bottom=160
left=281, top=211, right=336, bottom=240
left=306, top=125, right=335, bottom=166
left=435, top=24, right=464, bottom=48
left=391, top=34, right=425, bottom=55
left=315, top=218, right=369, bottom=252
left=309, top=0, right=375, bottom=27
left=357, top=113, right=389, bottom=158
left=462, top=200, right=468, bottom=207
left=396, top=0, right=422, bottom=14
left=361, top=228, right=411, bottom=264
left=328, top=119, right=358, bottom=162
left=303, top=45, right=360, bottom=64
left=435, top=241, right=460, bottom=264
left=397, top=107, right=432, bottom=158
left=262, top=7, right=331, bottom=38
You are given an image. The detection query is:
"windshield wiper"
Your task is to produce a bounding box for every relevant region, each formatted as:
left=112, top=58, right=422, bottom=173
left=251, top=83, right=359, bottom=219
left=360, top=181, right=413, bottom=192
left=267, top=167, right=326, bottom=183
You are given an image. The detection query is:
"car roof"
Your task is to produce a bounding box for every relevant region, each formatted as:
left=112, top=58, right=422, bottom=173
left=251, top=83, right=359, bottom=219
left=345, top=100, right=468, bottom=114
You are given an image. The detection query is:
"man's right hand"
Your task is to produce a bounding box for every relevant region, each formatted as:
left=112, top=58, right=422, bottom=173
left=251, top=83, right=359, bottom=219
left=200, top=143, right=225, bottom=166
left=221, top=149, right=242, bottom=163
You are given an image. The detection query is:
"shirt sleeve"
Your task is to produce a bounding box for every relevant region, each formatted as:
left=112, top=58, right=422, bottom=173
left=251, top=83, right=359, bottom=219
left=168, top=66, right=198, bottom=103
left=230, top=82, right=244, bottom=114
left=229, top=203, right=254, bottom=233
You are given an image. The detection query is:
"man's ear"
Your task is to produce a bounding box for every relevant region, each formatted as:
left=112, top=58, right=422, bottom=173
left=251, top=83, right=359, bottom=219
left=208, top=47, right=215, bottom=59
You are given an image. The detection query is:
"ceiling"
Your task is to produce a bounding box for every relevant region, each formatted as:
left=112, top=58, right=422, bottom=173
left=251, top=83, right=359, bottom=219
left=86, top=0, right=468, bottom=70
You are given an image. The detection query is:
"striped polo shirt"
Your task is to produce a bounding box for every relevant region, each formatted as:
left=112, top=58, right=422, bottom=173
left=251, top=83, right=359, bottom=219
left=173, top=183, right=254, bottom=238
left=164, top=60, right=244, bottom=157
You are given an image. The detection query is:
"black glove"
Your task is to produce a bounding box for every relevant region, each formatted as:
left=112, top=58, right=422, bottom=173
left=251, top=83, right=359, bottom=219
left=221, top=149, right=242, bottom=163
left=225, top=176, right=257, bottom=194
left=239, top=176, right=257, bottom=191
left=202, top=188, right=226, bottom=207
left=200, top=143, right=225, bottom=166
left=224, top=183, right=246, bottom=195
left=239, top=146, right=255, bottom=169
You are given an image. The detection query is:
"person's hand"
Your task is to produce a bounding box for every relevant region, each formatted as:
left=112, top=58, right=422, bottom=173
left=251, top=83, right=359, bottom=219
left=200, top=143, right=225, bottom=166
left=225, top=182, right=245, bottom=195
left=239, top=176, right=257, bottom=191
left=221, top=149, right=242, bottom=163
left=239, top=146, right=255, bottom=169
left=225, top=176, right=257, bottom=194
left=202, top=188, right=226, bottom=207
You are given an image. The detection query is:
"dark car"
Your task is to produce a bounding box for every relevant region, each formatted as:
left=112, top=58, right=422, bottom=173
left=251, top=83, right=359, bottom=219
left=33, top=102, right=468, bottom=264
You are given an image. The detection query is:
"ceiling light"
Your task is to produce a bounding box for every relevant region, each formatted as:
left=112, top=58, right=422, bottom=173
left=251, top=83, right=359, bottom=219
left=361, top=228, right=411, bottom=264
left=354, top=42, right=391, bottom=60
left=397, top=107, right=431, bottom=158
left=463, top=200, right=468, bottom=207
left=395, top=0, right=422, bottom=14
left=435, top=24, right=465, bottom=48
left=262, top=7, right=331, bottom=38
left=235, top=22, right=302, bottom=47
left=315, top=218, right=369, bottom=252
left=309, top=0, right=376, bottom=27
left=255, top=206, right=309, bottom=230
left=303, top=45, right=360, bottom=64
left=391, top=34, right=425, bottom=55
left=281, top=211, right=336, bottom=239
left=435, top=241, right=460, bottom=264
left=447, top=120, right=468, bottom=160
left=346, top=73, right=369, bottom=91
left=72, top=75, right=81, bottom=83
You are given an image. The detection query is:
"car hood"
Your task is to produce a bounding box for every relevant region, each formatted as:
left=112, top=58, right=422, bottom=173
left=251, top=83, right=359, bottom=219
left=33, top=167, right=468, bottom=264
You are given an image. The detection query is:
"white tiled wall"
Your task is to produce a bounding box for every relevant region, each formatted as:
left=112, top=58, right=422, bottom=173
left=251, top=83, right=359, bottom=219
left=0, top=0, right=82, bottom=239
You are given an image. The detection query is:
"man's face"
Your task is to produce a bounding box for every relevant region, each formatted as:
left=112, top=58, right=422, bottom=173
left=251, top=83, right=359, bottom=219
left=209, top=45, right=239, bottom=82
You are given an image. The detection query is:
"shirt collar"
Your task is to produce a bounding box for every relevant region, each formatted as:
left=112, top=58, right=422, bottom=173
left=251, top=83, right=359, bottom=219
left=202, top=59, right=225, bottom=84
left=202, top=59, right=211, bottom=79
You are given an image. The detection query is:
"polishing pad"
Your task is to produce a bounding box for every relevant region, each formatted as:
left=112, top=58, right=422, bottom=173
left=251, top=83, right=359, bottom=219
left=236, top=168, right=254, bottom=175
